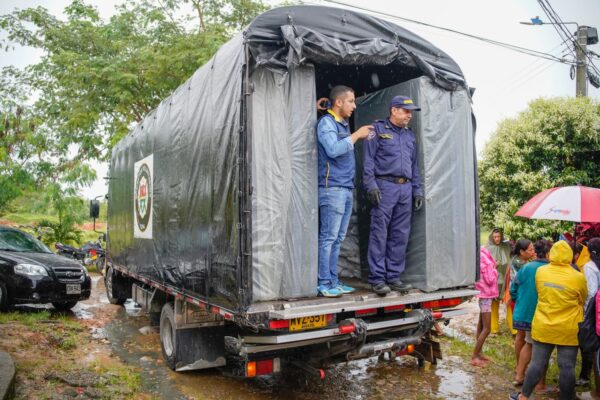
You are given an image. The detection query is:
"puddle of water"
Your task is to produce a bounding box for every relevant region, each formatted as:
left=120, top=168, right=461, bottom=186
left=73, top=306, right=94, bottom=320
left=104, top=307, right=189, bottom=400
left=90, top=326, right=107, bottom=340
left=434, top=363, right=474, bottom=399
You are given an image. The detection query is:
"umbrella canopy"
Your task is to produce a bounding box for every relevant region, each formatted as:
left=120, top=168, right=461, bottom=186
left=515, top=186, right=600, bottom=223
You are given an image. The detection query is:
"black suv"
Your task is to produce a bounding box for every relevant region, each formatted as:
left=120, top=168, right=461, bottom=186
left=0, top=226, right=92, bottom=311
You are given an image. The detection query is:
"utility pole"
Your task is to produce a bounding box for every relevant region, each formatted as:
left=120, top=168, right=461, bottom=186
left=575, top=26, right=588, bottom=97
left=521, top=18, right=599, bottom=97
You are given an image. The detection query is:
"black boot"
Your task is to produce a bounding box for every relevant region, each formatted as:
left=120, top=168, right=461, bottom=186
left=371, top=282, right=391, bottom=296
left=388, top=280, right=412, bottom=292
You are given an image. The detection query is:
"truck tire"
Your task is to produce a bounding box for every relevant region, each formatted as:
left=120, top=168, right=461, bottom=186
left=0, top=281, right=9, bottom=311
left=105, top=267, right=126, bottom=305
left=52, top=300, right=78, bottom=311
left=160, top=302, right=178, bottom=370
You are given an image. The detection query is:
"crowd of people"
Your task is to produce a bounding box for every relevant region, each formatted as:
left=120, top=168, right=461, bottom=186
left=313, top=85, right=600, bottom=399
left=471, top=228, right=600, bottom=400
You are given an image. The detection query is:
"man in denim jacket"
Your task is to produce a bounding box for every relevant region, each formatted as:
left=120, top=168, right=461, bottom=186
left=316, top=85, right=372, bottom=297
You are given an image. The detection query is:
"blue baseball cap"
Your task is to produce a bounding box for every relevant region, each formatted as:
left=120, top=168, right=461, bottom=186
left=390, top=95, right=420, bottom=111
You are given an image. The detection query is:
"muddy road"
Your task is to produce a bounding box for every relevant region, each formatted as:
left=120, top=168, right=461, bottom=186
left=3, top=273, right=576, bottom=399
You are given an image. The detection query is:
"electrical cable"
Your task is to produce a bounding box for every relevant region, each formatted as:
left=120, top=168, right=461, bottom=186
left=504, top=41, right=570, bottom=87
left=320, top=0, right=575, bottom=65
left=538, top=0, right=600, bottom=81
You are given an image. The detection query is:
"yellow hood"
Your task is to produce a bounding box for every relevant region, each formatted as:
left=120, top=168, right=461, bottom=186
left=549, top=240, right=573, bottom=266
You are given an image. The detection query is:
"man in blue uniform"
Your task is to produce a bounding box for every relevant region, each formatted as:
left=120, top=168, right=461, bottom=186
left=317, top=85, right=373, bottom=297
left=363, top=95, right=424, bottom=295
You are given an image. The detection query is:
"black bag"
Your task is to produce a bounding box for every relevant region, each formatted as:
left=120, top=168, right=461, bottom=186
left=579, top=299, right=600, bottom=352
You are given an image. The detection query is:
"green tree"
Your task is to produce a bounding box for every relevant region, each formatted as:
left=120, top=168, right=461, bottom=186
left=36, top=183, right=86, bottom=246
left=0, top=74, right=41, bottom=213
left=0, top=0, right=268, bottom=183
left=0, top=0, right=268, bottom=215
left=478, top=97, right=600, bottom=239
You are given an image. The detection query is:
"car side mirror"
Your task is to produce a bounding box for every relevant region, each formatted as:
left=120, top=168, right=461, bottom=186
left=90, top=200, right=100, bottom=219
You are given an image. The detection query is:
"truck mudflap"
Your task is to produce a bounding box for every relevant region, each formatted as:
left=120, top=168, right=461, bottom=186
left=231, top=309, right=434, bottom=358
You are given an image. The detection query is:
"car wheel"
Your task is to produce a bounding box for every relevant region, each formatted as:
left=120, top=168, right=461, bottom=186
left=105, top=267, right=126, bottom=305
left=160, top=302, right=178, bottom=370
left=0, top=281, right=9, bottom=311
left=52, top=301, right=78, bottom=311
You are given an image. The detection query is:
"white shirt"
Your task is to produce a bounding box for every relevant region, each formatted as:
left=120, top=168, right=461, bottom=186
left=583, top=260, right=600, bottom=309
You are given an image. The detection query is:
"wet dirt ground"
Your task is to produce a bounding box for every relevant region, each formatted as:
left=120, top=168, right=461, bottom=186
left=4, top=274, right=595, bottom=399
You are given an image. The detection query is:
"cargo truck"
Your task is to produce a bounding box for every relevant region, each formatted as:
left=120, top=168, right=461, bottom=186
left=101, top=5, right=480, bottom=378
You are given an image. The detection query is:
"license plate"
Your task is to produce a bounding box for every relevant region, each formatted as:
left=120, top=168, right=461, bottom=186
left=66, top=284, right=81, bottom=294
left=289, top=315, right=328, bottom=331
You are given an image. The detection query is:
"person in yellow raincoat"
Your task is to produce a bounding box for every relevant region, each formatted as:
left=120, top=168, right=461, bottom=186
left=510, top=240, right=587, bottom=400
left=485, top=228, right=513, bottom=334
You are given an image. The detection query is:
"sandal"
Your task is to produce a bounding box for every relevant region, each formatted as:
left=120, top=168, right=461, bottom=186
left=534, top=385, right=559, bottom=395
left=512, top=380, right=523, bottom=387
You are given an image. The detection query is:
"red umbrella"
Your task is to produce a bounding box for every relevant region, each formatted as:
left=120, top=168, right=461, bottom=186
left=515, top=186, right=600, bottom=223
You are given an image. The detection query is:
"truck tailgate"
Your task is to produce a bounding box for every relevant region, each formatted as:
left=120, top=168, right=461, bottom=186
left=246, top=288, right=478, bottom=319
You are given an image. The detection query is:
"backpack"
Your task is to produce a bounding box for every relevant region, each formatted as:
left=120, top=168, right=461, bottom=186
left=579, top=298, right=600, bottom=352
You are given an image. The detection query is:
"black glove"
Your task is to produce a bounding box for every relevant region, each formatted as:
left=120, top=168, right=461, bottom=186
left=367, top=189, right=381, bottom=206
left=413, top=195, right=424, bottom=211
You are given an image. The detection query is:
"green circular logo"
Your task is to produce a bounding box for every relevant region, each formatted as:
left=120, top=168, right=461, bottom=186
left=134, top=163, right=152, bottom=232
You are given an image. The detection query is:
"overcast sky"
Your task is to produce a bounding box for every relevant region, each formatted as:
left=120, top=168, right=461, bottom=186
left=1, top=0, right=600, bottom=199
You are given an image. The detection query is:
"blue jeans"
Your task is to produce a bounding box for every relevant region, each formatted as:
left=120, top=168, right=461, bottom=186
left=318, top=186, right=353, bottom=288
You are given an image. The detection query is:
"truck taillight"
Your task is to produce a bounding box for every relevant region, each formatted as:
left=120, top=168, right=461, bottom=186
left=355, top=308, right=377, bottom=317
left=268, top=319, right=289, bottom=329
left=383, top=304, right=406, bottom=313
left=246, top=358, right=280, bottom=377
left=422, top=298, right=462, bottom=309
left=396, top=344, right=415, bottom=356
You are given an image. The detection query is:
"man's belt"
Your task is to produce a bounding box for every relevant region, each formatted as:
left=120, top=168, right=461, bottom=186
left=376, top=175, right=410, bottom=184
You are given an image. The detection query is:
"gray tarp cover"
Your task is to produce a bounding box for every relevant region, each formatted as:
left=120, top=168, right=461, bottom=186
left=108, top=5, right=476, bottom=308
left=245, top=6, right=467, bottom=91
left=108, top=35, right=245, bottom=309
left=251, top=66, right=318, bottom=300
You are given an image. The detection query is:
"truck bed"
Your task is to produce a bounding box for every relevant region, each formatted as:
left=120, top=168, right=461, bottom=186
left=247, top=279, right=478, bottom=319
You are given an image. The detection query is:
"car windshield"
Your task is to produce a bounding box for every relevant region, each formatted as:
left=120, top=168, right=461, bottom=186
left=0, top=228, right=52, bottom=253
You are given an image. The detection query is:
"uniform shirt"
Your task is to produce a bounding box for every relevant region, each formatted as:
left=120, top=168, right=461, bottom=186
left=531, top=241, right=588, bottom=346
left=317, top=110, right=355, bottom=188
left=362, top=118, right=423, bottom=196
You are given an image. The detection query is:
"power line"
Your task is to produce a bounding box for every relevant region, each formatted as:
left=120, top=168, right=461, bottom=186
left=508, top=41, right=570, bottom=83
left=538, top=0, right=600, bottom=78
left=321, top=0, right=576, bottom=65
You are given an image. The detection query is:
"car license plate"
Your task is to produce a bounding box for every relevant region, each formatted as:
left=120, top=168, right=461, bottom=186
left=66, top=284, right=81, bottom=295
left=289, top=315, right=328, bottom=331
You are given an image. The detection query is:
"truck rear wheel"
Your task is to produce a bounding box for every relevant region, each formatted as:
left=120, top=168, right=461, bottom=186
left=105, top=267, right=126, bottom=305
left=160, top=302, right=177, bottom=370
